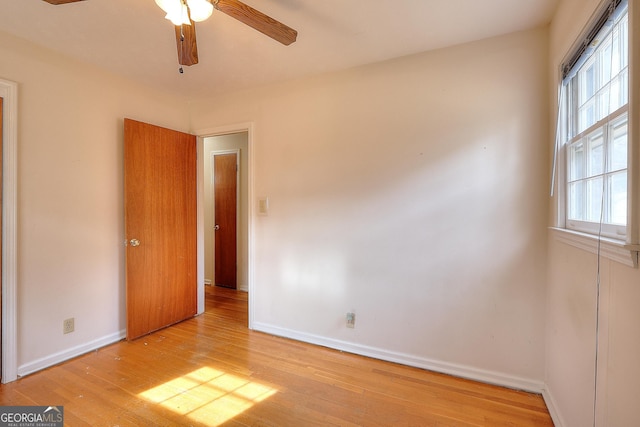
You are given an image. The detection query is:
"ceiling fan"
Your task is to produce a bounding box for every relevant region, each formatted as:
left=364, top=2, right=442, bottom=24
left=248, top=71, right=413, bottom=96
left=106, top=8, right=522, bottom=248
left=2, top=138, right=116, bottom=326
left=42, top=0, right=298, bottom=67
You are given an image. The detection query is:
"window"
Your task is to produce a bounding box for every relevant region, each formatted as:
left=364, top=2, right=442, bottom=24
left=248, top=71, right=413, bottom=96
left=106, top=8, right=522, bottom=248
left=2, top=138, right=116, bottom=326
left=561, top=0, right=629, bottom=239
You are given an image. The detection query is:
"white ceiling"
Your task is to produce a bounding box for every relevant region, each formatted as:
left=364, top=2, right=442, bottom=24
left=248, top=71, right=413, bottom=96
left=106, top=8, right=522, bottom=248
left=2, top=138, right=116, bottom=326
left=0, top=0, right=559, bottom=100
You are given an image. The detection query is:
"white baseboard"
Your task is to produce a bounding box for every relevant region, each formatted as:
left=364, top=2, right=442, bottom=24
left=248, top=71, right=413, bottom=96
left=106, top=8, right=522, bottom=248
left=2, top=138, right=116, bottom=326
left=252, top=322, right=545, bottom=394
left=204, top=279, right=212, bottom=285
left=17, top=330, right=126, bottom=377
left=542, top=386, right=566, bottom=427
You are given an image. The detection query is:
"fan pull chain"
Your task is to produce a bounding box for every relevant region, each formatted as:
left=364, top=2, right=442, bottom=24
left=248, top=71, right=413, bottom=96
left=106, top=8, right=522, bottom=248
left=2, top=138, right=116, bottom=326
left=179, top=24, right=185, bottom=74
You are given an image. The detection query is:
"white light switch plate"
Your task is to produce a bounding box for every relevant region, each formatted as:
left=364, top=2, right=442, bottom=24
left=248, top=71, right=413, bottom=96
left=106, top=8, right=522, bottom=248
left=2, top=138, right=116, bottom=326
left=258, top=197, right=269, bottom=216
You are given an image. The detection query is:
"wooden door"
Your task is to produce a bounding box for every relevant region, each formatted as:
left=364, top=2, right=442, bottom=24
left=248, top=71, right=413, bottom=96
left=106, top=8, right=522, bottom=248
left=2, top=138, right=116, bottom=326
left=124, top=119, right=197, bottom=340
left=214, top=153, right=237, bottom=289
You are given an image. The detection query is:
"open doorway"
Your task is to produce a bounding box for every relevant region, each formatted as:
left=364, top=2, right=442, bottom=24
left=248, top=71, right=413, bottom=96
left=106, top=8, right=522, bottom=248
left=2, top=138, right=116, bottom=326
left=203, top=133, right=249, bottom=293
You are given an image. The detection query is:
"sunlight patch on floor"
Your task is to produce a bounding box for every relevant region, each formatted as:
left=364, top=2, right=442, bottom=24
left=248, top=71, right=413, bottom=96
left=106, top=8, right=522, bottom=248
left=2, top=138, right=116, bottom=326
left=139, top=366, right=278, bottom=425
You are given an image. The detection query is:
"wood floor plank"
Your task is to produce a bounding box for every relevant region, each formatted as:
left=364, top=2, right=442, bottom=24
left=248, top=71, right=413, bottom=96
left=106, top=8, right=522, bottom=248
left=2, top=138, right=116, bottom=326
left=0, top=285, right=553, bottom=426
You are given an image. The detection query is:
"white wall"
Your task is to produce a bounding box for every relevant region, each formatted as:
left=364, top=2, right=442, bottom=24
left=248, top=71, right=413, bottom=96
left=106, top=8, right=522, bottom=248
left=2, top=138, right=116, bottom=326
left=547, top=0, right=640, bottom=425
left=546, top=238, right=640, bottom=427
left=203, top=133, right=249, bottom=290
left=191, top=28, right=550, bottom=388
left=0, top=30, right=189, bottom=374
left=2, top=1, right=637, bottom=422
left=1, top=16, right=577, bottom=410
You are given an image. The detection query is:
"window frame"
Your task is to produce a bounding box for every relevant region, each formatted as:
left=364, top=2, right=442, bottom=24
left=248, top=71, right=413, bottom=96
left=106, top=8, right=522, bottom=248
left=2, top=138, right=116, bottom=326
left=562, top=0, right=628, bottom=238
left=554, top=0, right=640, bottom=266
left=564, top=107, right=628, bottom=238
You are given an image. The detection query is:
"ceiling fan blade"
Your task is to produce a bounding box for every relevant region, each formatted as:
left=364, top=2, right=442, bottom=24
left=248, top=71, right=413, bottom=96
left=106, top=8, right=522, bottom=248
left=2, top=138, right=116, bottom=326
left=42, top=0, right=85, bottom=4
left=215, top=0, right=297, bottom=46
left=175, top=21, right=199, bottom=66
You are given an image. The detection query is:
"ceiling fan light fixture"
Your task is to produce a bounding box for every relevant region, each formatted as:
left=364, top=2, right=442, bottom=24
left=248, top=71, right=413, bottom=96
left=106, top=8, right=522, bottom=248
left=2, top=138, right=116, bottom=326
left=166, top=2, right=191, bottom=26
left=156, top=0, right=191, bottom=25
left=186, top=0, right=213, bottom=22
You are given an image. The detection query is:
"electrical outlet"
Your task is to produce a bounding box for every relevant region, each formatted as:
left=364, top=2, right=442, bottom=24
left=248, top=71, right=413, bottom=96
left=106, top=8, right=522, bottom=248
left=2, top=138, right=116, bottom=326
left=346, top=312, right=355, bottom=328
left=63, top=318, right=75, bottom=334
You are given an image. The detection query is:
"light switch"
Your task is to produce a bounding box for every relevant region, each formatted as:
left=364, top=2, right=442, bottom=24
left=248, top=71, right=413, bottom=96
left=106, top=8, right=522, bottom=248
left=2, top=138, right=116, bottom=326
left=258, top=197, right=269, bottom=216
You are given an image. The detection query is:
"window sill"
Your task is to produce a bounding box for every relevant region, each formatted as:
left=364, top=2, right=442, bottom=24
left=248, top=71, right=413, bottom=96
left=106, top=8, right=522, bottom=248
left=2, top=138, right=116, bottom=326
left=550, top=227, right=639, bottom=268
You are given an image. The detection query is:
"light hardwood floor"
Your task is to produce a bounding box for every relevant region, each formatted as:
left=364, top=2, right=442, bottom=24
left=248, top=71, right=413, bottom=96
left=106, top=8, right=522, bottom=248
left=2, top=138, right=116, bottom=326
left=0, top=286, right=554, bottom=426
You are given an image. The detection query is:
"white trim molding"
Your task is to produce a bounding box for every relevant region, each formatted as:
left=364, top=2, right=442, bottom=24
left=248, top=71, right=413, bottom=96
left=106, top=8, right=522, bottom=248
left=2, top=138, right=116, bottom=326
left=0, top=78, right=18, bottom=383
left=542, top=387, right=566, bottom=427
left=196, top=136, right=205, bottom=315
left=253, top=322, right=546, bottom=394
left=17, top=330, right=126, bottom=378
left=551, top=227, right=639, bottom=267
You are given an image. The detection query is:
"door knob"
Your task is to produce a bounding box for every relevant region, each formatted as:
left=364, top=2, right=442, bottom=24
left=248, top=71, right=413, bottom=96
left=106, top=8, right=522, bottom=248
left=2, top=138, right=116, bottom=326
left=129, top=239, right=141, bottom=247
left=214, top=225, right=220, bottom=231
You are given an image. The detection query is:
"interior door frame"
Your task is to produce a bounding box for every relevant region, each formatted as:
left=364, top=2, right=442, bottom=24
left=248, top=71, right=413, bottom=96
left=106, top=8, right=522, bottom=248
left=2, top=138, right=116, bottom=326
left=0, top=79, right=18, bottom=383
left=211, top=149, right=240, bottom=289
left=195, top=123, right=254, bottom=325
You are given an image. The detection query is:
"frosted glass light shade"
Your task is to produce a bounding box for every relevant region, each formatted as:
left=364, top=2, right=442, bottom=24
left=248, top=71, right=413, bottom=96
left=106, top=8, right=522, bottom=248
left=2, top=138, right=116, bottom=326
left=166, top=2, right=191, bottom=25
left=157, top=0, right=196, bottom=26
left=187, top=0, right=213, bottom=22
